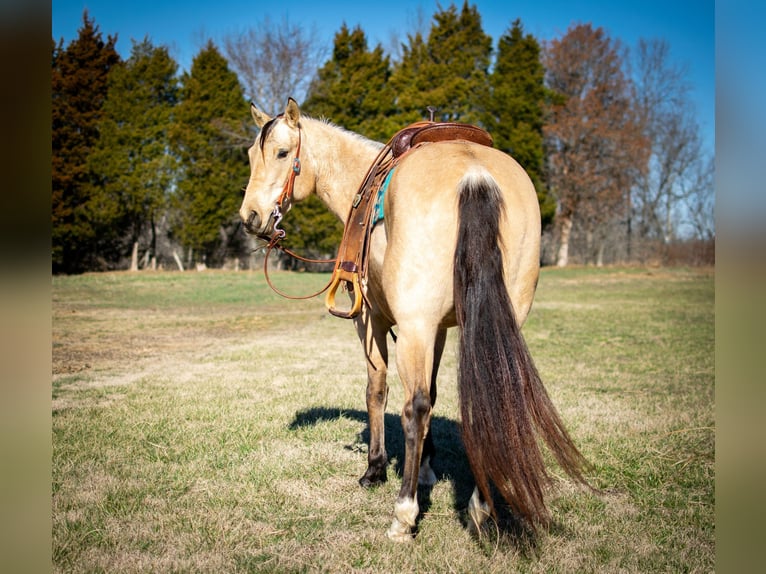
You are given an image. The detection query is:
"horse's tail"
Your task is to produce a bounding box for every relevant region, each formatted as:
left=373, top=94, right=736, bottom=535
left=453, top=170, right=588, bottom=528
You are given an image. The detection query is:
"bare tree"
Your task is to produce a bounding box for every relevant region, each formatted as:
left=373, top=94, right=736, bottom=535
left=679, top=155, right=715, bottom=241
left=384, top=4, right=429, bottom=63
left=222, top=16, right=326, bottom=116
left=543, top=24, right=648, bottom=267
left=630, top=38, right=713, bottom=248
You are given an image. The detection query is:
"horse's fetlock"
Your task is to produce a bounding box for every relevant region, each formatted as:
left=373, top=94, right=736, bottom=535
left=394, top=497, right=419, bottom=527
left=467, top=486, right=491, bottom=531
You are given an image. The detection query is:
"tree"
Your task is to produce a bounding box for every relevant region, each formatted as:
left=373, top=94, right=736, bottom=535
left=171, top=40, right=250, bottom=266
left=391, top=1, right=492, bottom=126
left=488, top=19, right=554, bottom=226
left=52, top=12, right=120, bottom=273
left=86, top=38, right=179, bottom=268
left=681, top=155, right=715, bottom=241
left=303, top=24, right=396, bottom=141
left=388, top=29, right=431, bottom=126
left=630, top=38, right=713, bottom=251
left=222, top=16, right=325, bottom=118
left=543, top=23, right=648, bottom=266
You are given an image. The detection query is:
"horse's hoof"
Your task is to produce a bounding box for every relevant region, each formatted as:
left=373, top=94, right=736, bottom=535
left=386, top=497, right=418, bottom=541
left=359, top=468, right=386, bottom=488
left=386, top=518, right=414, bottom=542
left=359, top=476, right=381, bottom=488
left=467, top=486, right=491, bottom=533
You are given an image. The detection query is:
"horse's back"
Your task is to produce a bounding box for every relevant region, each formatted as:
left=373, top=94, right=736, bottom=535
left=382, top=141, right=541, bottom=326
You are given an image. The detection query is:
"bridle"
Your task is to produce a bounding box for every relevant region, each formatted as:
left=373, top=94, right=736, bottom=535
left=258, top=122, right=338, bottom=301
left=267, top=122, right=302, bottom=242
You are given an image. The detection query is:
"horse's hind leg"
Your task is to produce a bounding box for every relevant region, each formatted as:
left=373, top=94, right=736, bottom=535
left=418, top=327, right=446, bottom=488
left=355, top=309, right=391, bottom=487
left=386, top=325, right=439, bottom=541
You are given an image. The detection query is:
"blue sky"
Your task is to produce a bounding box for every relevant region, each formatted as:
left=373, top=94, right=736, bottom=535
left=52, top=0, right=714, bottom=154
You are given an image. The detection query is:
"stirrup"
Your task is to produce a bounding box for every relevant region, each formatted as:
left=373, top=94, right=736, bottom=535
left=325, top=270, right=363, bottom=319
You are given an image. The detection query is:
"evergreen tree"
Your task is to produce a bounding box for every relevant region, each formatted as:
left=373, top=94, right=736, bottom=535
left=391, top=1, right=492, bottom=126
left=86, top=38, right=179, bottom=268
left=171, top=40, right=249, bottom=266
left=51, top=12, right=120, bottom=273
left=303, top=24, right=396, bottom=141
left=489, top=19, right=555, bottom=226
left=389, top=30, right=432, bottom=125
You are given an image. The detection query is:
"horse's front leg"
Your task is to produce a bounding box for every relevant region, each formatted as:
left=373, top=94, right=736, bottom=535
left=355, top=308, right=391, bottom=487
left=386, top=327, right=438, bottom=542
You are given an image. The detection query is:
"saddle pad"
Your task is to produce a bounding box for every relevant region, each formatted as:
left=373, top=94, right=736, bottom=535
left=372, top=167, right=396, bottom=226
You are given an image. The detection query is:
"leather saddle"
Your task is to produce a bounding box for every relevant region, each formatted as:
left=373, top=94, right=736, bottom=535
left=391, top=121, right=493, bottom=157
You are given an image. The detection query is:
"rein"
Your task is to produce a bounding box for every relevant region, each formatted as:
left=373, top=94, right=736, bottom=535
left=259, top=233, right=336, bottom=300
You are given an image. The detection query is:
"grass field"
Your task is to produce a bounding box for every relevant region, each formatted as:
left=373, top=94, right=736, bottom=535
left=52, top=267, right=714, bottom=573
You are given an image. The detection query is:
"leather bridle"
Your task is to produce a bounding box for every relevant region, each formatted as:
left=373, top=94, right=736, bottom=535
left=266, top=123, right=302, bottom=242
left=259, top=124, right=338, bottom=301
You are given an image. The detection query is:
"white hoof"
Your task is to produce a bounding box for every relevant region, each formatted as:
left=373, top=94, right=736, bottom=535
left=386, top=497, right=418, bottom=542
left=467, top=486, right=491, bottom=532
left=386, top=517, right=414, bottom=542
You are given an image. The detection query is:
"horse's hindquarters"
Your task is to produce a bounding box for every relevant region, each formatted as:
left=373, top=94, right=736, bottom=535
left=381, top=141, right=541, bottom=327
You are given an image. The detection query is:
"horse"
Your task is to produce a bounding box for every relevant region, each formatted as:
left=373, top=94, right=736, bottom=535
left=239, top=98, right=588, bottom=541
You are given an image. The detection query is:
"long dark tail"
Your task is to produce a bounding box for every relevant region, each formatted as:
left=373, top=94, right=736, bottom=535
left=453, top=171, right=589, bottom=528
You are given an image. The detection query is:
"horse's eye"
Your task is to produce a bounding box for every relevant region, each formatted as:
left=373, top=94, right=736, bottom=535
left=277, top=149, right=289, bottom=159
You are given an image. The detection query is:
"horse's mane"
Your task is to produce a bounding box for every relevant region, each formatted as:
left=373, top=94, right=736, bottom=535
left=307, top=115, right=385, bottom=152
left=258, top=110, right=384, bottom=153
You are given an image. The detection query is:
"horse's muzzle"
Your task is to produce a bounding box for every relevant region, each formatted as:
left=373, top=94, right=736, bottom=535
left=243, top=209, right=279, bottom=241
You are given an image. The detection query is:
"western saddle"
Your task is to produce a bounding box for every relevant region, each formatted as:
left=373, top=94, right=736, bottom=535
left=325, top=120, right=493, bottom=318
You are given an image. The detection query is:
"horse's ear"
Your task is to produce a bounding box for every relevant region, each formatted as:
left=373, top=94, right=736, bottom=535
left=250, top=102, right=271, bottom=129
left=284, top=97, right=301, bottom=128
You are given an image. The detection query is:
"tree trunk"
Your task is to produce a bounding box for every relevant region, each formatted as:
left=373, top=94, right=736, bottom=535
left=596, top=241, right=605, bottom=267
left=585, top=228, right=594, bottom=265
left=172, top=250, right=185, bottom=271
left=556, top=215, right=573, bottom=267
left=130, top=242, right=139, bottom=271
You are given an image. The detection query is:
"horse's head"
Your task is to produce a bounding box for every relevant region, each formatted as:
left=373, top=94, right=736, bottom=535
left=240, top=97, right=307, bottom=239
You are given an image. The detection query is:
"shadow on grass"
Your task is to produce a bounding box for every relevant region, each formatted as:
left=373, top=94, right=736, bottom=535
left=289, top=406, right=543, bottom=553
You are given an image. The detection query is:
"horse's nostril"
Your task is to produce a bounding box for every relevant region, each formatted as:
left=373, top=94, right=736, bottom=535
left=245, top=210, right=259, bottom=231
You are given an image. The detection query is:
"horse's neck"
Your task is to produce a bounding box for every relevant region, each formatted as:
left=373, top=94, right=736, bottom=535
left=304, top=119, right=382, bottom=224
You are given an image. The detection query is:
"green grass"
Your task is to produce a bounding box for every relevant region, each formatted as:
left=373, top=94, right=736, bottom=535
left=52, top=267, right=714, bottom=573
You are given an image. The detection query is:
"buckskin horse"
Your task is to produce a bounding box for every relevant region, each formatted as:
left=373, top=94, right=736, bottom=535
left=239, top=98, right=588, bottom=541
